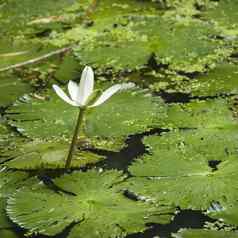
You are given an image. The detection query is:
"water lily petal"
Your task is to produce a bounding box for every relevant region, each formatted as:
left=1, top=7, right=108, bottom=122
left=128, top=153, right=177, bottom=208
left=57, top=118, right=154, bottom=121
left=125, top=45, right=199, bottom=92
left=68, top=80, right=79, bottom=101
left=53, top=84, right=79, bottom=106
left=89, top=83, right=135, bottom=108
left=77, top=66, right=94, bottom=105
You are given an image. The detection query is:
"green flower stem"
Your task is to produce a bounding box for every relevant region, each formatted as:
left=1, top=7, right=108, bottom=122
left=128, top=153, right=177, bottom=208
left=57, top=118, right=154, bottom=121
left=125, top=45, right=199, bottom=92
left=65, top=108, right=86, bottom=169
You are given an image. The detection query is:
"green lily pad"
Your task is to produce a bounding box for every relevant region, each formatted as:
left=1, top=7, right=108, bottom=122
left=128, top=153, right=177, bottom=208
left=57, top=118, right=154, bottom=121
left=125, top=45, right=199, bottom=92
left=0, top=0, right=76, bottom=69
left=0, top=123, right=25, bottom=164
left=207, top=203, right=238, bottom=226
left=202, top=0, right=238, bottom=37
left=172, top=229, right=238, bottom=238
left=0, top=0, right=77, bottom=36
left=0, top=73, right=31, bottom=107
left=43, top=0, right=230, bottom=72
left=172, top=62, right=238, bottom=97
left=54, top=55, right=82, bottom=83
left=0, top=171, right=28, bottom=228
left=129, top=128, right=238, bottom=177
left=0, top=41, right=57, bottom=70
left=7, top=170, right=174, bottom=238
left=6, top=89, right=166, bottom=151
left=3, top=140, right=104, bottom=170
left=165, top=98, right=237, bottom=129
left=124, top=133, right=238, bottom=210
left=191, top=62, right=238, bottom=96
left=77, top=17, right=229, bottom=72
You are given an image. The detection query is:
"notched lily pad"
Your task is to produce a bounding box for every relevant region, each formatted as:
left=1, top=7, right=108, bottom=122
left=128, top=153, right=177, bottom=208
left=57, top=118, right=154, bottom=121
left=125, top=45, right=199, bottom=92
left=3, top=140, right=104, bottom=170
left=6, top=89, right=166, bottom=151
left=7, top=170, right=174, bottom=238
left=124, top=133, right=238, bottom=210
left=0, top=123, right=25, bottom=164
left=129, top=128, right=238, bottom=177
left=0, top=171, right=28, bottom=228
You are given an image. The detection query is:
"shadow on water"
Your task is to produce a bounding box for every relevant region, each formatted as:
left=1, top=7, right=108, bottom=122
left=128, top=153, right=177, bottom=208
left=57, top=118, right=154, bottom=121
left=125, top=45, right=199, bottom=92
left=91, top=128, right=169, bottom=172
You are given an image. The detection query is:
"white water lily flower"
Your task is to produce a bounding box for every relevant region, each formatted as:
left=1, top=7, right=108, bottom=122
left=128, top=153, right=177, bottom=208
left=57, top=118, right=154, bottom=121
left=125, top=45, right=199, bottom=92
left=53, top=66, right=135, bottom=108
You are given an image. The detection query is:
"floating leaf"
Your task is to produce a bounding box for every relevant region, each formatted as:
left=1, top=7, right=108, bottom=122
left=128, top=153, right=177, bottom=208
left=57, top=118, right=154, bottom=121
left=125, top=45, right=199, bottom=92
left=0, top=171, right=28, bottom=228
left=124, top=133, right=238, bottom=210
left=129, top=128, right=238, bottom=177
left=40, top=0, right=231, bottom=72
left=0, top=73, right=31, bottom=107
left=172, top=229, right=238, bottom=238
left=6, top=89, right=165, bottom=151
left=3, top=140, right=104, bottom=170
left=165, top=98, right=237, bottom=129
left=54, top=55, right=81, bottom=83
left=7, top=170, right=174, bottom=237
left=202, top=0, right=238, bottom=37
left=0, top=123, right=24, bottom=164
left=76, top=17, right=229, bottom=72
left=0, top=0, right=77, bottom=36
left=171, top=62, right=238, bottom=97
left=190, top=62, right=238, bottom=97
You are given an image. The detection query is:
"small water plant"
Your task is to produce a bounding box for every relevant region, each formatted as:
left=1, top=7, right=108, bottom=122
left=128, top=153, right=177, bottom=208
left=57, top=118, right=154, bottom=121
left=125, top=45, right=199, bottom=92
left=53, top=66, right=134, bottom=168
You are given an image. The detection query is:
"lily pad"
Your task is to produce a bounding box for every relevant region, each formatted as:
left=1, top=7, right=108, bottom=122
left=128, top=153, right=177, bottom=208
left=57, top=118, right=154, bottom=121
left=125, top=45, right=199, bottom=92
left=173, top=62, right=238, bottom=97
left=129, top=128, right=238, bottom=177
left=0, top=0, right=77, bottom=36
left=165, top=98, right=237, bottom=129
left=0, top=171, right=28, bottom=228
left=202, top=0, right=238, bottom=37
left=6, top=89, right=166, bottom=150
left=0, top=123, right=25, bottom=164
left=3, top=140, right=104, bottom=170
left=124, top=134, right=238, bottom=210
left=43, top=0, right=231, bottom=72
left=207, top=203, right=238, bottom=226
left=191, top=62, right=238, bottom=96
left=7, top=170, right=174, bottom=238
left=76, top=17, right=229, bottom=72
left=172, top=229, right=238, bottom=238
left=54, top=55, right=82, bottom=83
left=0, top=73, right=31, bottom=107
